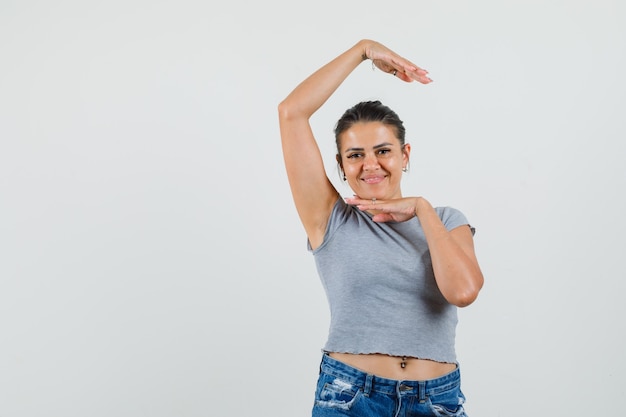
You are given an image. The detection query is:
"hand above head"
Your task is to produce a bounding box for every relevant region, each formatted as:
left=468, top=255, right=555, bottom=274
left=279, top=39, right=434, bottom=249
left=361, top=40, right=433, bottom=84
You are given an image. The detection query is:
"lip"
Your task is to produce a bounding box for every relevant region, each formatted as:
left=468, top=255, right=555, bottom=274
left=361, top=175, right=386, bottom=184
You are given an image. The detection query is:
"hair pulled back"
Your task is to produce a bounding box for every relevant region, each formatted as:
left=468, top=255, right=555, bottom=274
left=334, top=100, right=406, bottom=156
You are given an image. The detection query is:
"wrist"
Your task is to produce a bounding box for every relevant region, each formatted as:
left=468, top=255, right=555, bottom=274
left=357, top=39, right=374, bottom=61
left=414, top=197, right=431, bottom=217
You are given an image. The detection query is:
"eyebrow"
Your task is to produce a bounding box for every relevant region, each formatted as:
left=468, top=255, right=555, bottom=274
left=344, top=142, right=394, bottom=154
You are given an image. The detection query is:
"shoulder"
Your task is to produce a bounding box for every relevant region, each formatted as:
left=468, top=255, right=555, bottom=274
left=309, top=196, right=372, bottom=253
left=326, top=196, right=366, bottom=232
left=435, top=206, right=475, bottom=234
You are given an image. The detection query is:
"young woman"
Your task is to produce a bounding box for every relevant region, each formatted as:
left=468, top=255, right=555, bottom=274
left=278, top=39, right=484, bottom=417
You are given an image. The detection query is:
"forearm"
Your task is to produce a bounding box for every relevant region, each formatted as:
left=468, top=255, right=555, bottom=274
left=278, top=40, right=370, bottom=121
left=415, top=198, right=483, bottom=307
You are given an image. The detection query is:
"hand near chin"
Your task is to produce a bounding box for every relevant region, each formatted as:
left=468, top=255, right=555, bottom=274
left=345, top=196, right=420, bottom=223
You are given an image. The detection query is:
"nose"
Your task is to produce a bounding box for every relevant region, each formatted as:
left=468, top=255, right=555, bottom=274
left=363, top=153, right=380, bottom=170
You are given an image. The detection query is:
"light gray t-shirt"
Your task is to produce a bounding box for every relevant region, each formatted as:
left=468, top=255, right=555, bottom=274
left=309, top=197, right=473, bottom=363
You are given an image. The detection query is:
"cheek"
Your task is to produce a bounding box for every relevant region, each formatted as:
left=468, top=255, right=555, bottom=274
left=343, top=163, right=358, bottom=174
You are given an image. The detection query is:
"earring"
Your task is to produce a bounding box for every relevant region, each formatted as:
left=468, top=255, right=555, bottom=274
left=402, top=167, right=408, bottom=173
left=343, top=173, right=346, bottom=181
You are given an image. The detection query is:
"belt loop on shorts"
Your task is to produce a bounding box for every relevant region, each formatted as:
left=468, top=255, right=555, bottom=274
left=418, top=381, right=426, bottom=402
left=363, top=374, right=374, bottom=397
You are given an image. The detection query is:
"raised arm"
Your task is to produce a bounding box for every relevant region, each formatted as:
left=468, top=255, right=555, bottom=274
left=278, top=39, right=431, bottom=249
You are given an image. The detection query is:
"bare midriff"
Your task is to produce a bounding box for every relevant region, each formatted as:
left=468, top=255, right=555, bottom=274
left=328, top=352, right=457, bottom=381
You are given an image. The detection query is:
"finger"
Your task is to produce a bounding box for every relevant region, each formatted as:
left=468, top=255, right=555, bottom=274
left=345, top=196, right=380, bottom=205
left=374, top=56, right=431, bottom=83
left=404, top=65, right=432, bottom=82
left=396, top=70, right=432, bottom=84
left=371, top=213, right=394, bottom=223
left=401, top=71, right=433, bottom=84
left=389, top=61, right=432, bottom=84
left=394, top=70, right=411, bottom=83
left=345, top=199, right=373, bottom=207
left=356, top=202, right=386, bottom=211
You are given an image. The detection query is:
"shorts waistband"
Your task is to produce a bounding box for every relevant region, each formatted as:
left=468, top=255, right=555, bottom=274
left=319, top=353, right=461, bottom=397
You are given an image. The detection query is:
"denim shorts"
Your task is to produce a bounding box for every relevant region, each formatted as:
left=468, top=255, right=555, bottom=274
left=311, top=353, right=467, bottom=417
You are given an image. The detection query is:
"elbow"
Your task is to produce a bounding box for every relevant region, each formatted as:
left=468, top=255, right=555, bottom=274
left=448, top=274, right=484, bottom=308
left=277, top=99, right=289, bottom=118
left=278, top=98, right=298, bottom=122
left=278, top=96, right=313, bottom=123
left=450, top=290, right=479, bottom=308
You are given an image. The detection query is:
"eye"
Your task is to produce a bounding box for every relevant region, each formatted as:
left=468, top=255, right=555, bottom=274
left=377, top=148, right=391, bottom=155
left=347, top=153, right=363, bottom=159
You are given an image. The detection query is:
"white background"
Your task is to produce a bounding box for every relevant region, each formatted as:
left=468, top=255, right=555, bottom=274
left=1, top=1, right=625, bottom=416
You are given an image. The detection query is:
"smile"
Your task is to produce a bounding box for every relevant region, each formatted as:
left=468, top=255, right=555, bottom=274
left=361, top=175, right=386, bottom=184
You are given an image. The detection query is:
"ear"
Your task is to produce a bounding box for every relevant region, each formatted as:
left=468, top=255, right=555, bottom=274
left=336, top=154, right=346, bottom=180
left=402, top=143, right=411, bottom=165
